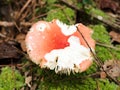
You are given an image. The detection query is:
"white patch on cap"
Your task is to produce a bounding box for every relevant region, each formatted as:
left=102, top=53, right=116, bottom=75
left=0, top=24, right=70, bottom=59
left=44, top=36, right=92, bottom=74
left=36, top=23, right=47, bottom=32
left=56, top=20, right=76, bottom=36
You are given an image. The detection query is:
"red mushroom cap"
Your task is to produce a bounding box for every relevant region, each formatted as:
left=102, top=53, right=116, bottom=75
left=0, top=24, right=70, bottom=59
left=25, top=19, right=95, bottom=74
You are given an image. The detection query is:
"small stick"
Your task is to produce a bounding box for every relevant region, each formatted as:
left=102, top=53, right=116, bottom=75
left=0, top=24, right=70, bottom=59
left=76, top=26, right=103, bottom=66
left=96, top=42, right=120, bottom=51
left=0, top=21, right=14, bottom=27
left=16, top=0, right=32, bottom=20
left=76, top=26, right=120, bottom=85
left=60, top=0, right=120, bottom=31
left=0, top=21, right=33, bottom=27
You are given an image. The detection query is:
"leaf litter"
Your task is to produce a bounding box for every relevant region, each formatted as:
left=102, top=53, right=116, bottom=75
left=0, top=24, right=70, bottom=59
left=109, top=31, right=120, bottom=43
left=102, top=60, right=120, bottom=78
left=0, top=0, right=120, bottom=89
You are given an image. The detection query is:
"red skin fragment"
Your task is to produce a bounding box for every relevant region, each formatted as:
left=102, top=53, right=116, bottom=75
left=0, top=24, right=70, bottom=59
left=74, top=24, right=95, bottom=49
left=79, top=59, right=92, bottom=72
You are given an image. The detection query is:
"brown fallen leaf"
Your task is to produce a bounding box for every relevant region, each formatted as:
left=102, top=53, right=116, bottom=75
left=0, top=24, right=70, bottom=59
left=15, top=33, right=26, bottom=51
left=30, top=83, right=37, bottom=90
left=25, top=76, right=32, bottom=88
left=109, top=31, right=120, bottom=43
left=100, top=71, right=107, bottom=79
left=96, top=0, right=119, bottom=12
left=102, top=60, right=120, bottom=78
left=0, top=42, right=23, bottom=59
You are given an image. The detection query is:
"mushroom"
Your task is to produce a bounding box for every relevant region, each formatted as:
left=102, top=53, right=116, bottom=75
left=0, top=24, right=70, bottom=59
left=25, top=19, right=95, bottom=74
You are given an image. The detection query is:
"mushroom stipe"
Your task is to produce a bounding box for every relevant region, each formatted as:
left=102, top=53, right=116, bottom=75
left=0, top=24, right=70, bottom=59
left=25, top=19, right=95, bottom=75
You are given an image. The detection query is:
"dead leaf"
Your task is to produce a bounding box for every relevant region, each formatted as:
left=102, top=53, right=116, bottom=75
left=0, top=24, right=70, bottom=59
left=20, top=87, right=25, bottom=90
left=96, top=0, right=119, bottom=12
left=15, top=33, right=26, bottom=51
left=0, top=42, right=23, bottom=59
left=30, top=83, right=37, bottom=90
left=109, top=31, right=120, bottom=43
left=100, top=71, right=107, bottom=79
left=102, top=60, right=120, bottom=78
left=25, top=76, right=32, bottom=88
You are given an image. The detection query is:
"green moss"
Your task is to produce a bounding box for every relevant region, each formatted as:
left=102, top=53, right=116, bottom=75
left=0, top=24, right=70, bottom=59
left=27, top=23, right=120, bottom=90
left=85, top=62, right=98, bottom=74
left=35, top=24, right=120, bottom=90
left=44, top=0, right=75, bottom=24
left=37, top=72, right=97, bottom=90
left=95, top=46, right=113, bottom=61
left=46, top=0, right=57, bottom=4
left=110, top=45, right=120, bottom=59
left=91, top=25, right=111, bottom=44
left=90, top=24, right=120, bottom=61
left=97, top=79, right=118, bottom=90
left=37, top=70, right=119, bottom=90
left=38, top=72, right=117, bottom=90
left=82, top=0, right=94, bottom=5
left=90, top=8, right=109, bottom=18
left=85, top=6, right=113, bottom=21
left=0, top=67, right=24, bottom=90
left=90, top=25, right=112, bottom=61
left=44, top=7, right=75, bottom=24
left=101, top=46, right=120, bottom=60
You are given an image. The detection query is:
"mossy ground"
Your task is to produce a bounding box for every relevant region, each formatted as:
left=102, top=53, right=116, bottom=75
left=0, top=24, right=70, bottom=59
left=0, top=23, right=120, bottom=90
left=0, top=0, right=120, bottom=90
left=0, top=67, right=24, bottom=90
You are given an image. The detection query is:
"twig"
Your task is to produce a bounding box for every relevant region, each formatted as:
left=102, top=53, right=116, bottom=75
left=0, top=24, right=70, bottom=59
left=29, top=13, right=47, bottom=22
left=0, top=33, right=6, bottom=38
left=96, top=80, right=100, bottom=90
left=96, top=42, right=120, bottom=51
left=76, top=26, right=120, bottom=85
left=20, top=22, right=33, bottom=26
left=0, top=21, right=33, bottom=27
left=59, top=0, right=120, bottom=31
left=13, top=21, right=21, bottom=32
left=76, top=26, right=103, bottom=67
left=16, top=0, right=32, bottom=20
left=0, top=64, right=22, bottom=68
left=0, top=21, right=14, bottom=27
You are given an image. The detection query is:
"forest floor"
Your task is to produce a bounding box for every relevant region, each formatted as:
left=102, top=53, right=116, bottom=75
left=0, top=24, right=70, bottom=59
left=0, top=0, right=120, bottom=90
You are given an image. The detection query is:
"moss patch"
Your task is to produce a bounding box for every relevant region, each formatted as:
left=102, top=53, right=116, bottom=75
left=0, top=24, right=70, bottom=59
left=0, top=67, right=24, bottom=90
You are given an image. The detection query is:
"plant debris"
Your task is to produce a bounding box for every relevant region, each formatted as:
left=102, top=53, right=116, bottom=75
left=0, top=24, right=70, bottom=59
left=96, top=0, right=119, bottom=13
left=25, top=76, right=32, bottom=88
left=102, top=60, right=120, bottom=78
left=109, top=31, right=120, bottom=43
left=15, top=33, right=26, bottom=51
left=0, top=42, right=23, bottom=59
left=0, top=0, right=120, bottom=89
